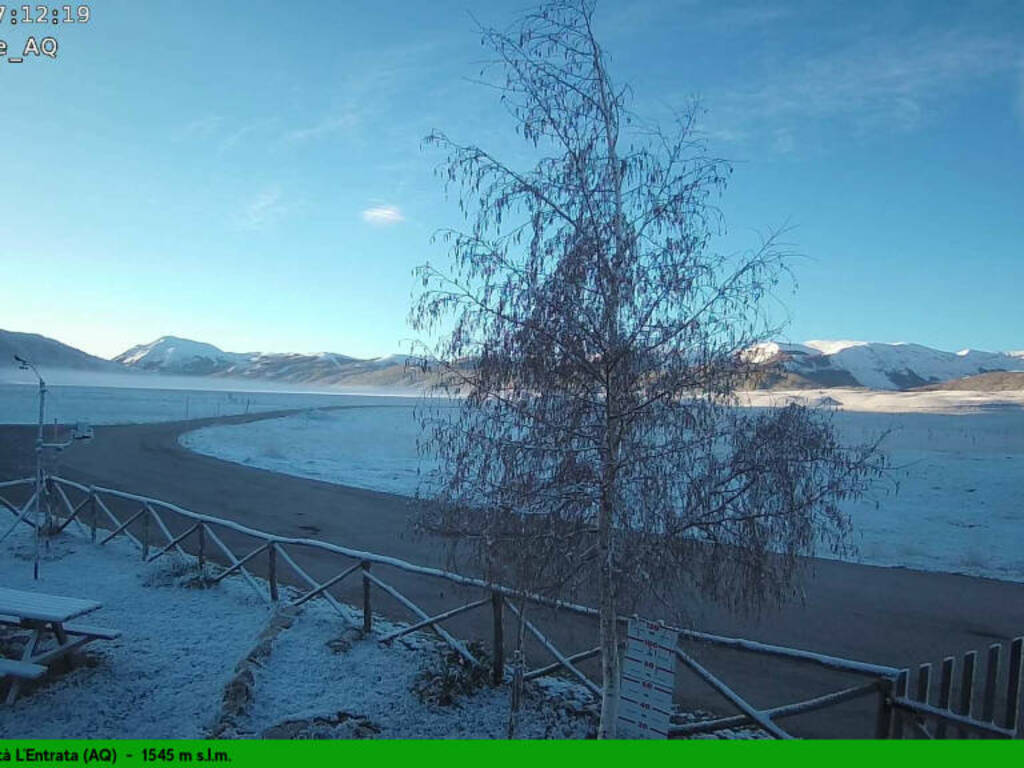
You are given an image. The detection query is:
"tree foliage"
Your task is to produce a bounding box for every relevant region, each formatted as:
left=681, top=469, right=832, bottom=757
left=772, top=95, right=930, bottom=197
left=411, top=0, right=888, bottom=737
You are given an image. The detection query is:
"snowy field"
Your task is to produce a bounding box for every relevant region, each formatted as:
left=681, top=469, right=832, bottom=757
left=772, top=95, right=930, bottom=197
left=2, top=379, right=1021, bottom=582
left=0, top=522, right=597, bottom=738
left=828, top=408, right=1024, bottom=582
left=182, top=404, right=444, bottom=496
left=182, top=394, right=1024, bottom=583
left=741, top=387, right=1024, bottom=413
left=0, top=380, right=418, bottom=426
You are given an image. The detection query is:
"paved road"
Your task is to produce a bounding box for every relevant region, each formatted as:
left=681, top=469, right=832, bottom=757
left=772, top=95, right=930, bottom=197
left=1, top=409, right=1021, bottom=738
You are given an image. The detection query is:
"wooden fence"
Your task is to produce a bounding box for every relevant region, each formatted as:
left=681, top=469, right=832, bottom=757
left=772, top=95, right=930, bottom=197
left=1, top=474, right=1021, bottom=739
left=887, top=641, right=1023, bottom=739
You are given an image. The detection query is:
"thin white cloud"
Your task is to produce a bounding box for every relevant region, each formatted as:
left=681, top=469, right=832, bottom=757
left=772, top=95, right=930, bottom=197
left=285, top=113, right=358, bottom=143
left=218, top=120, right=270, bottom=154
left=174, top=115, right=224, bottom=142
left=361, top=205, right=404, bottom=226
left=706, top=29, right=1019, bottom=148
left=242, top=188, right=288, bottom=229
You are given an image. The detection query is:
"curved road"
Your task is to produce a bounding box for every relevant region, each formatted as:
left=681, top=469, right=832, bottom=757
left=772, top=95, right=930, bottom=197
left=1, top=408, right=1021, bottom=737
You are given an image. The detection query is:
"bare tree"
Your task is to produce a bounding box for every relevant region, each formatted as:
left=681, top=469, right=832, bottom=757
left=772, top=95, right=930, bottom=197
left=411, top=0, right=887, bottom=738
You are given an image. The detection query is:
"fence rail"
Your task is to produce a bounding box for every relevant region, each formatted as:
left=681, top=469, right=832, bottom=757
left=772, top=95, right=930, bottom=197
left=889, top=640, right=1023, bottom=739
left=1, top=473, right=1020, bottom=739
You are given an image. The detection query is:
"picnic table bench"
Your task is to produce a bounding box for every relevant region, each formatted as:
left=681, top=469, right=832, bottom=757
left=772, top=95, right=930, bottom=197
left=0, top=586, right=121, bottom=704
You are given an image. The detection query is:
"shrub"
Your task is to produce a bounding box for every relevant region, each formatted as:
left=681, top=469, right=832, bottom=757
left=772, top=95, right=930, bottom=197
left=411, top=641, right=491, bottom=707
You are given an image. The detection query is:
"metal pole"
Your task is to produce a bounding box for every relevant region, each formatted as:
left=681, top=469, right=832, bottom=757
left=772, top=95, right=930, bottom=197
left=15, top=355, right=47, bottom=580
left=34, top=373, right=46, bottom=580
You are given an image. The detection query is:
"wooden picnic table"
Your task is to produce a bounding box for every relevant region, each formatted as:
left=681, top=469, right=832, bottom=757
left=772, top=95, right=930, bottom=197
left=0, top=586, right=120, bottom=704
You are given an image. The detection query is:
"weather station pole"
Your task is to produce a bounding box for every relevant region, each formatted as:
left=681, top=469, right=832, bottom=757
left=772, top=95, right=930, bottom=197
left=14, top=355, right=93, bottom=580
left=14, top=355, right=47, bottom=580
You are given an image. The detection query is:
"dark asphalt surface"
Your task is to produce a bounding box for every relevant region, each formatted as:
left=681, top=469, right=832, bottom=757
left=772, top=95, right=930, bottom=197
left=1, top=408, right=1021, bottom=738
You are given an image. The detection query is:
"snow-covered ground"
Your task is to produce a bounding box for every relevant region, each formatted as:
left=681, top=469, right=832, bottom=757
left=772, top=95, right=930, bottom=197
left=741, top=387, right=1024, bottom=413
left=182, top=405, right=444, bottom=496
left=828, top=408, right=1024, bottom=582
left=181, top=395, right=1024, bottom=583
left=0, top=381, right=418, bottom=426
left=0, top=522, right=596, bottom=738
left=246, top=603, right=593, bottom=739
left=0, top=526, right=268, bottom=737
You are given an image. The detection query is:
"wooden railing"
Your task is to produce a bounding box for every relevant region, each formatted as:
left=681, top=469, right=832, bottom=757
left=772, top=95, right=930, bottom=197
left=888, top=641, right=1023, bottom=739
left=1, top=474, right=1021, bottom=739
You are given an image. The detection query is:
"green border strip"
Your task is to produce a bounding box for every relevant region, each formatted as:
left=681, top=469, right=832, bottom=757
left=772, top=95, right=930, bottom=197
left=0, top=740, right=1019, bottom=768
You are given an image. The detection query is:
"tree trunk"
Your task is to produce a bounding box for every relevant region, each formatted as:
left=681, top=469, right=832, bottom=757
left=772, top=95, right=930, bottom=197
left=596, top=26, right=625, bottom=739
left=597, top=530, right=620, bottom=737
left=597, top=438, right=620, bottom=737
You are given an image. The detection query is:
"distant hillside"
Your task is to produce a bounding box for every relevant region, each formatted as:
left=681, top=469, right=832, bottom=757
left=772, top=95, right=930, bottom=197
left=748, top=365, right=860, bottom=390
left=0, top=329, right=124, bottom=373
left=104, top=336, right=1024, bottom=391
left=7, top=328, right=1021, bottom=394
left=114, top=336, right=428, bottom=388
left=914, top=371, right=1024, bottom=392
left=745, top=340, right=1024, bottom=391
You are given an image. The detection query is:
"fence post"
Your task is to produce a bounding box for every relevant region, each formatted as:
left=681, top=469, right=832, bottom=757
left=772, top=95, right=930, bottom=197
left=141, top=508, right=150, bottom=560
left=959, top=650, right=977, bottom=738
left=982, top=644, right=1000, bottom=724
left=88, top=491, right=97, bottom=543
left=491, top=589, right=504, bottom=686
left=197, top=524, right=205, bottom=573
left=268, top=543, right=279, bottom=601
left=916, top=662, right=932, bottom=705
left=1006, top=637, right=1022, bottom=734
left=909, top=663, right=933, bottom=738
left=361, top=561, right=372, bottom=634
left=891, top=669, right=908, bottom=738
left=936, top=656, right=955, bottom=738
left=508, top=648, right=525, bottom=738
left=874, top=677, right=894, bottom=739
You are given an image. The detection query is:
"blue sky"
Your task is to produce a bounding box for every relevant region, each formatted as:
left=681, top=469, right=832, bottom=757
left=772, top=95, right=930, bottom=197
left=1, top=0, right=1021, bottom=359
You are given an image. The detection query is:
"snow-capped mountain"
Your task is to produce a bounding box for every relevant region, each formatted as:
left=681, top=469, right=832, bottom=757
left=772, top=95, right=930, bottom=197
left=6, top=329, right=1021, bottom=392
left=0, top=329, right=125, bottom=373
left=114, top=337, right=420, bottom=387
left=114, top=336, right=243, bottom=374
left=121, top=336, right=1022, bottom=391
left=748, top=340, right=1024, bottom=390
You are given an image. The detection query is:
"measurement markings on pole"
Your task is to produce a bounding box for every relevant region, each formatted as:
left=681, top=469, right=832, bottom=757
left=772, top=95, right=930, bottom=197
left=618, top=618, right=677, bottom=738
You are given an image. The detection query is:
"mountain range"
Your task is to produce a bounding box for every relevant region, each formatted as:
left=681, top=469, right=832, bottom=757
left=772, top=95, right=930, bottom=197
left=0, top=331, right=421, bottom=388
left=113, top=336, right=419, bottom=387
left=2, top=329, right=1023, bottom=392
left=745, top=340, right=1024, bottom=390
left=0, top=330, right=124, bottom=374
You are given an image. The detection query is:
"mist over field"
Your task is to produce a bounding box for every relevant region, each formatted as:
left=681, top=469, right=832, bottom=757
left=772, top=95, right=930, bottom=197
left=0, top=371, right=423, bottom=426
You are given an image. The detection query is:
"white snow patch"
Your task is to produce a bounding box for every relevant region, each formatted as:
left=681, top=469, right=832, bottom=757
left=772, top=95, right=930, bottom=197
left=181, top=395, right=1024, bottom=583
left=245, top=610, right=595, bottom=739
left=0, top=523, right=598, bottom=738
left=741, top=341, right=817, bottom=364
left=181, top=405, right=444, bottom=496
left=803, top=339, right=870, bottom=356
left=740, top=387, right=1024, bottom=414
left=0, top=382, right=418, bottom=426
left=0, top=527, right=269, bottom=737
